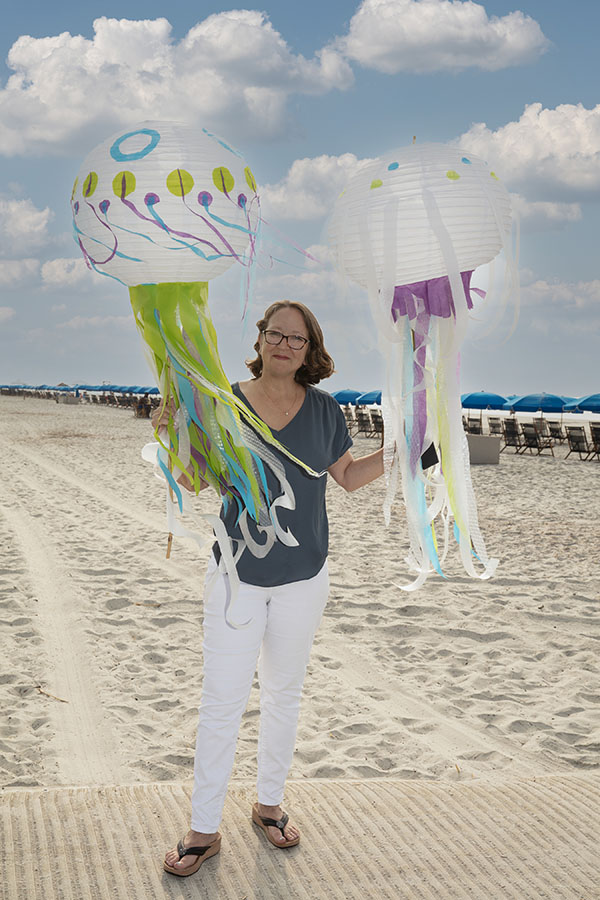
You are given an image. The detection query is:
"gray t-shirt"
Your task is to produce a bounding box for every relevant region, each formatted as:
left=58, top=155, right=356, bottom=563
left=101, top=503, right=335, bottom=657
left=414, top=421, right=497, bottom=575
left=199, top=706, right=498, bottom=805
left=214, top=382, right=353, bottom=587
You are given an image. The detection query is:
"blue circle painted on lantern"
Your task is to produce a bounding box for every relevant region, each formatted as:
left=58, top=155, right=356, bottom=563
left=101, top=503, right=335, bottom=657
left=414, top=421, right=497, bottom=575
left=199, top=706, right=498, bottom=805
left=461, top=157, right=472, bottom=164
left=237, top=193, right=247, bottom=208
left=387, top=162, right=399, bottom=170
left=144, top=192, right=160, bottom=206
left=110, top=129, right=160, bottom=162
left=99, top=199, right=110, bottom=215
left=198, top=191, right=213, bottom=207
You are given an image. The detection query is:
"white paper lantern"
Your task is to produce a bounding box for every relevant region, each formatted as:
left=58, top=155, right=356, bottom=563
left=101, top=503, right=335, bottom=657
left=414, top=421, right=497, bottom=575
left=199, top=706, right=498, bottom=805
left=71, top=122, right=259, bottom=286
left=329, top=143, right=511, bottom=291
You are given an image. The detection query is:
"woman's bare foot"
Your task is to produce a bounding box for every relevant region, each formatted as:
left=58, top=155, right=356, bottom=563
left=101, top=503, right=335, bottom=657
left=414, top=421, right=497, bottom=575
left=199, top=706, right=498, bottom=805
left=164, top=829, right=219, bottom=872
left=257, top=803, right=300, bottom=844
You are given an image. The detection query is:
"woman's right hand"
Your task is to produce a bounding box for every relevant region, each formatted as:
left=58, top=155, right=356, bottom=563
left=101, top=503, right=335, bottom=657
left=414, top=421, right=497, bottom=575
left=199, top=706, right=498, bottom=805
left=151, top=397, right=176, bottom=432
left=176, top=463, right=209, bottom=493
left=151, top=398, right=209, bottom=493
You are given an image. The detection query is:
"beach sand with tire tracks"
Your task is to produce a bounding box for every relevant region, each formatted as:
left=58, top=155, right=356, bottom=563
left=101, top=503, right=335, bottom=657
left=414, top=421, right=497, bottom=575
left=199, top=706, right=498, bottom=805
left=1, top=394, right=599, bottom=794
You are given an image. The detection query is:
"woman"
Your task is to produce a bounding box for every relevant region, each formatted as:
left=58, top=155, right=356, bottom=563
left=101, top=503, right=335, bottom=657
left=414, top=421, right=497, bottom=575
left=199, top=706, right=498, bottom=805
left=163, top=300, right=383, bottom=876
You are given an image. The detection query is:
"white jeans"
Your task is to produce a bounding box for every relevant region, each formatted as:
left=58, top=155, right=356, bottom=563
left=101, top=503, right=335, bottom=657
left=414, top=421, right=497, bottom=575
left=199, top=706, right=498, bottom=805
left=190, top=557, right=329, bottom=832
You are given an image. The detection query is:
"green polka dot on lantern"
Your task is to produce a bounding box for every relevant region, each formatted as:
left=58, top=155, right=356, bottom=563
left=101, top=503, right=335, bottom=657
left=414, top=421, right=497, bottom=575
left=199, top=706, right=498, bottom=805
left=213, top=166, right=235, bottom=194
left=370, top=179, right=383, bottom=189
left=244, top=166, right=257, bottom=192
left=490, top=172, right=499, bottom=180
left=112, top=171, right=136, bottom=198
left=71, top=177, right=79, bottom=201
left=446, top=170, right=460, bottom=181
left=167, top=169, right=194, bottom=197
left=83, top=171, right=98, bottom=198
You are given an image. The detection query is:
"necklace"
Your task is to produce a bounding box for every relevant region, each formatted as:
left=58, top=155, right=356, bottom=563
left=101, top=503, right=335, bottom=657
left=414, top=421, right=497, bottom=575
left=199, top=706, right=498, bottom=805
left=258, top=380, right=301, bottom=417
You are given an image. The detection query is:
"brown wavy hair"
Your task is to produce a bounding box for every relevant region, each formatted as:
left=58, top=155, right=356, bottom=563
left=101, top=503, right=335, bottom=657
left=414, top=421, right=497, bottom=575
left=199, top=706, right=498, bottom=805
left=245, top=300, right=335, bottom=386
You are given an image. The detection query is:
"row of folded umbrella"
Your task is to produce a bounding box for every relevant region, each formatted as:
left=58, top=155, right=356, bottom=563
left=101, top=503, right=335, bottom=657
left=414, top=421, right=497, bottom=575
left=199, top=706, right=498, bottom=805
left=0, top=383, right=160, bottom=394
left=332, top=389, right=600, bottom=414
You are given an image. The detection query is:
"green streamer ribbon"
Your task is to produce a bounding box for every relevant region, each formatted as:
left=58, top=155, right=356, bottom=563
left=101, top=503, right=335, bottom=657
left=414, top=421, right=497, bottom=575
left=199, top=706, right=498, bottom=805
left=129, top=281, right=319, bottom=521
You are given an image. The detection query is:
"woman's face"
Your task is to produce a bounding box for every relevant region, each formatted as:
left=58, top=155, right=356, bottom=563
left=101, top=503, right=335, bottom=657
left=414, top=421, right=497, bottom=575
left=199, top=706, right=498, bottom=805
left=258, top=307, right=310, bottom=379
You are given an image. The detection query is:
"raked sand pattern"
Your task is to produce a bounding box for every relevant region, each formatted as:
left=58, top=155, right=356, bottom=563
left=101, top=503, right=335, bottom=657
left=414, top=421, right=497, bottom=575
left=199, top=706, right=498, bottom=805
left=0, top=396, right=599, bottom=896
left=2, top=776, right=599, bottom=899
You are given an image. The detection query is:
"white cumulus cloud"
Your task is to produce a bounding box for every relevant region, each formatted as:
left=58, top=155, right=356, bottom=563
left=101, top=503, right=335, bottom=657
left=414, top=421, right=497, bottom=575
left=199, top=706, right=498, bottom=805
left=0, top=258, right=39, bottom=285
left=458, top=102, right=600, bottom=199
left=0, top=199, right=53, bottom=252
left=521, top=278, right=600, bottom=338
left=337, top=0, right=549, bottom=74
left=522, top=278, right=600, bottom=312
left=510, top=193, right=582, bottom=231
left=261, top=153, right=373, bottom=220
left=0, top=306, right=16, bottom=323
left=0, top=13, right=353, bottom=155
left=41, top=257, right=89, bottom=287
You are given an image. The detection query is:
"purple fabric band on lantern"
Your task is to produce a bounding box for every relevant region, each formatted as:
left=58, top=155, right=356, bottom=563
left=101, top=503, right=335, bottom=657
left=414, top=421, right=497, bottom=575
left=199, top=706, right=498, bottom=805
left=392, top=270, right=477, bottom=320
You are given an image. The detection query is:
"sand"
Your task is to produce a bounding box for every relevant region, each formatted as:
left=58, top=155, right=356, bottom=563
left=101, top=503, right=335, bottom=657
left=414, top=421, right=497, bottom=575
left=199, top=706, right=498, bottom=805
left=1, top=395, right=599, bottom=792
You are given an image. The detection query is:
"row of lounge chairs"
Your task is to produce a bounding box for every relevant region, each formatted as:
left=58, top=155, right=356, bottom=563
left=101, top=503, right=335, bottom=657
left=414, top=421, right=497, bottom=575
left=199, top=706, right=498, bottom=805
left=487, top=417, right=599, bottom=460
left=79, top=393, right=162, bottom=417
left=464, top=416, right=570, bottom=443
left=341, top=406, right=383, bottom=439
left=345, top=408, right=600, bottom=460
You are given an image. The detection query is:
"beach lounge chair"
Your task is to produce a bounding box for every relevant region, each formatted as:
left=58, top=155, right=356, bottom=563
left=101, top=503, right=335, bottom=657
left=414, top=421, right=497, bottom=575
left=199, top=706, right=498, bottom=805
left=342, top=405, right=357, bottom=436
left=370, top=410, right=384, bottom=439
left=354, top=408, right=382, bottom=439
left=466, top=417, right=482, bottom=434
left=520, top=422, right=554, bottom=456
left=533, top=417, right=550, bottom=437
left=565, top=426, right=592, bottom=460
left=501, top=417, right=523, bottom=452
left=355, top=409, right=373, bottom=436
left=548, top=421, right=566, bottom=442
left=487, top=417, right=503, bottom=436
left=588, top=424, right=600, bottom=461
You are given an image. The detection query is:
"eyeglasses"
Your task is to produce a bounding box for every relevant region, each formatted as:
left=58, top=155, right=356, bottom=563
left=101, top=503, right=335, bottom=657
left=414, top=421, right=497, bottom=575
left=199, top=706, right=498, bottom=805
left=261, top=330, right=309, bottom=351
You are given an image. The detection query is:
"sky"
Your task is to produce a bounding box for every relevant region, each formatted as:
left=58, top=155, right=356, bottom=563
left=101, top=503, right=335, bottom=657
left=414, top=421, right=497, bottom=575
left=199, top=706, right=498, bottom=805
left=0, top=0, right=599, bottom=396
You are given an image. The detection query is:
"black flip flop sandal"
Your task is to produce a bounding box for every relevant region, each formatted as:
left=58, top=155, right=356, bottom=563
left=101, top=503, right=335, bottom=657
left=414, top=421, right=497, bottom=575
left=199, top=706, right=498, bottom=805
left=252, top=803, right=300, bottom=848
left=163, top=833, right=221, bottom=876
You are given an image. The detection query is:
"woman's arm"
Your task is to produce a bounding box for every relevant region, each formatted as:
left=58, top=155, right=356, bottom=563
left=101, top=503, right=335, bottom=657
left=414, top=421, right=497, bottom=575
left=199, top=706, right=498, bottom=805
left=328, top=447, right=384, bottom=493
left=150, top=401, right=209, bottom=493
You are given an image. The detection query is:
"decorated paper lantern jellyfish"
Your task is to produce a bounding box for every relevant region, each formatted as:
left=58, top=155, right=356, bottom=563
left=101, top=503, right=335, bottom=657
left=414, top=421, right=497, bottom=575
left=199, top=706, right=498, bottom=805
left=329, top=143, right=517, bottom=588
left=72, top=122, right=318, bottom=593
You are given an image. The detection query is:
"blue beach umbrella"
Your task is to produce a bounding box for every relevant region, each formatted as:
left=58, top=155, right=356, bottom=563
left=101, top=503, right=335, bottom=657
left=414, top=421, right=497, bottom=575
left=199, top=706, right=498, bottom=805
left=504, top=392, right=568, bottom=413
left=332, top=388, right=364, bottom=405
left=356, top=390, right=382, bottom=405
left=461, top=391, right=507, bottom=410
left=566, top=393, right=600, bottom=414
